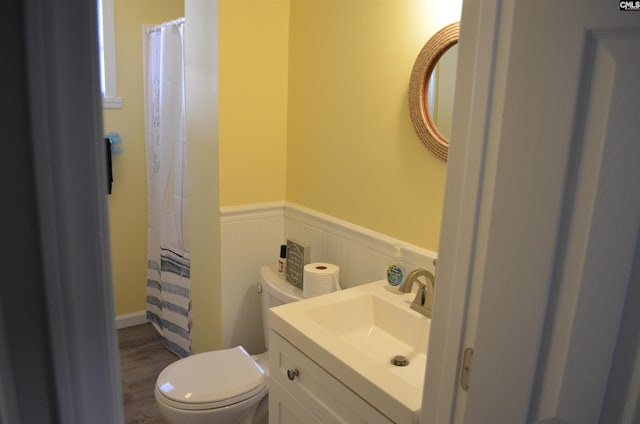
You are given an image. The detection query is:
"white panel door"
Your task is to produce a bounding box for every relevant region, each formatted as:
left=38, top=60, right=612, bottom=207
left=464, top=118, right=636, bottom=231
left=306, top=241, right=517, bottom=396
left=425, top=1, right=640, bottom=423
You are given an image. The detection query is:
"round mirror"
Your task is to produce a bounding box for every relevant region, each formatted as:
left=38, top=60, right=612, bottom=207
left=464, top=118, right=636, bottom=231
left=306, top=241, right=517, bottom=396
left=409, top=22, right=460, bottom=162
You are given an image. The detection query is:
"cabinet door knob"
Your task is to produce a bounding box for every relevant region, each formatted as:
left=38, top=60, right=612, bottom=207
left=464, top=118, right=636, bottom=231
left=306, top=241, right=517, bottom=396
left=287, top=368, right=299, bottom=381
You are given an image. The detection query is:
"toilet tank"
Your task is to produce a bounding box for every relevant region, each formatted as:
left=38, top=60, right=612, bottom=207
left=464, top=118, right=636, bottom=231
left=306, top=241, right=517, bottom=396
left=259, top=266, right=304, bottom=347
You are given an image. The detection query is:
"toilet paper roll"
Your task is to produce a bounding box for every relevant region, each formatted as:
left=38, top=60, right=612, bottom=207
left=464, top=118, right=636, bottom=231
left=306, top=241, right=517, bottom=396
left=303, top=263, right=341, bottom=298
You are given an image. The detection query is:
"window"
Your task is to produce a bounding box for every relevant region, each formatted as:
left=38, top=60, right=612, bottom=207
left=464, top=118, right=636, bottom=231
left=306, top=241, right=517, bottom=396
left=98, top=0, right=121, bottom=108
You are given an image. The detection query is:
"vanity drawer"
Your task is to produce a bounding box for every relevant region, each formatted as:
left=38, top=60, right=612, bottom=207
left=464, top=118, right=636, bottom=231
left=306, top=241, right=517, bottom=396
left=269, top=331, right=394, bottom=424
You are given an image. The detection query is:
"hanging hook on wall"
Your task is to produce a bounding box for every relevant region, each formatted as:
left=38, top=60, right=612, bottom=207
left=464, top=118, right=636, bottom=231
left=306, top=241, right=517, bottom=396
left=104, top=132, right=122, bottom=195
left=105, top=131, right=123, bottom=154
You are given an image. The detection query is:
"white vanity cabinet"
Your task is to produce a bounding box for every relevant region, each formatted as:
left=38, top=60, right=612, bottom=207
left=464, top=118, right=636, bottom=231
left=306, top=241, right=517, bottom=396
left=268, top=330, right=394, bottom=424
left=269, top=378, right=323, bottom=424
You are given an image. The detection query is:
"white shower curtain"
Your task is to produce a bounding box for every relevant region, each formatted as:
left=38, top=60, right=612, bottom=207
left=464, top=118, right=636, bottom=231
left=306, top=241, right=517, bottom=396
left=143, top=18, right=191, bottom=357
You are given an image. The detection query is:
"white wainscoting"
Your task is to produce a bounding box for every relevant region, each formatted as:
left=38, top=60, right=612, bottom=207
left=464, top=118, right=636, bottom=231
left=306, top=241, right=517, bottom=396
left=284, top=203, right=437, bottom=287
left=220, top=203, right=285, bottom=354
left=220, top=202, right=437, bottom=354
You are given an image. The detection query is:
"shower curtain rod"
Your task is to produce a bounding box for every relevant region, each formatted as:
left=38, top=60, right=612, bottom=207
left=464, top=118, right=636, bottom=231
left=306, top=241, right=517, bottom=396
left=145, top=17, right=185, bottom=34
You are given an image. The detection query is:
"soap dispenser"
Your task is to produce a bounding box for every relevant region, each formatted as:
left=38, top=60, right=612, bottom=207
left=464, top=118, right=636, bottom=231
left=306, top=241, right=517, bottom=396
left=386, top=246, right=406, bottom=287
left=277, top=244, right=287, bottom=274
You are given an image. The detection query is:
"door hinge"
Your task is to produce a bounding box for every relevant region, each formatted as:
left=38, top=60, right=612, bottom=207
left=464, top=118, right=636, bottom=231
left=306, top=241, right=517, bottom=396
left=460, top=347, right=473, bottom=392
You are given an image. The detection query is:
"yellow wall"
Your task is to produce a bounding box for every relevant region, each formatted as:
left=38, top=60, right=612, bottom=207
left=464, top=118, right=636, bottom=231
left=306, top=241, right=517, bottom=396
left=218, top=0, right=290, bottom=206
left=286, top=0, right=460, bottom=251
left=109, top=0, right=459, bottom=319
left=104, top=0, right=184, bottom=316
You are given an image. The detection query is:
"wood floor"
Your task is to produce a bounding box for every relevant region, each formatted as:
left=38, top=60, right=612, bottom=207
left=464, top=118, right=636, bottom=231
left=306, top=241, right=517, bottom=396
left=118, top=323, right=179, bottom=424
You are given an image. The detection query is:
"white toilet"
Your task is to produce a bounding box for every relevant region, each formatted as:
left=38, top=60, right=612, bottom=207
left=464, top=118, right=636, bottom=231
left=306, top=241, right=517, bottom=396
left=155, top=266, right=304, bottom=424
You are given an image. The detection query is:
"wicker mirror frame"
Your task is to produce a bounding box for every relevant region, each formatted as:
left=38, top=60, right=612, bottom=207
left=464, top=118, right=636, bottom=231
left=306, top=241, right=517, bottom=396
left=409, top=22, right=460, bottom=162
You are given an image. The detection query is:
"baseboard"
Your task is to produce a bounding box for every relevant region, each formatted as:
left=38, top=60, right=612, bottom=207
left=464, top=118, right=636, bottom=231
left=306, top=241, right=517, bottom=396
left=115, top=311, right=147, bottom=329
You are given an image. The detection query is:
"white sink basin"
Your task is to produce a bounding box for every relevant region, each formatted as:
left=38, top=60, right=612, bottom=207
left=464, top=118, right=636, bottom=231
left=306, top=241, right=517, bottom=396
left=304, top=292, right=428, bottom=378
left=269, top=280, right=431, bottom=424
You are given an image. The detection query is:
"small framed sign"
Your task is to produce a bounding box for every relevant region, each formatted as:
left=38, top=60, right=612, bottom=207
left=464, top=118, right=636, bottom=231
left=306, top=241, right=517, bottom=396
left=285, top=239, right=309, bottom=288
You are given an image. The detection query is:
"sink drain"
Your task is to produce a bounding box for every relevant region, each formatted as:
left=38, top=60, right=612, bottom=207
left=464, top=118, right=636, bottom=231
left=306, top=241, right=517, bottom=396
left=391, top=355, right=409, bottom=367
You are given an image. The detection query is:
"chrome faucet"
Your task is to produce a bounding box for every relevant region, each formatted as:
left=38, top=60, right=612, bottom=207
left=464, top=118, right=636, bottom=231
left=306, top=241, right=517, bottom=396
left=398, top=268, right=436, bottom=318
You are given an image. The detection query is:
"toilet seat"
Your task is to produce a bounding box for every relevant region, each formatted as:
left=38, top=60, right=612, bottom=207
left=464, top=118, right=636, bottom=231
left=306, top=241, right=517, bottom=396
left=155, top=346, right=267, bottom=411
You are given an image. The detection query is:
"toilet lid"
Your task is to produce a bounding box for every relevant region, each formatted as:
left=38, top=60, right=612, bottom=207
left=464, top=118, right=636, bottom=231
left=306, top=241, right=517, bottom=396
left=156, top=346, right=267, bottom=410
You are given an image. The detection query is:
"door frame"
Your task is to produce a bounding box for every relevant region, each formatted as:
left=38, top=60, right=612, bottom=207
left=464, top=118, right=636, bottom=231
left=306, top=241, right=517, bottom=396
left=2, top=0, right=123, bottom=422
left=422, top=1, right=517, bottom=422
